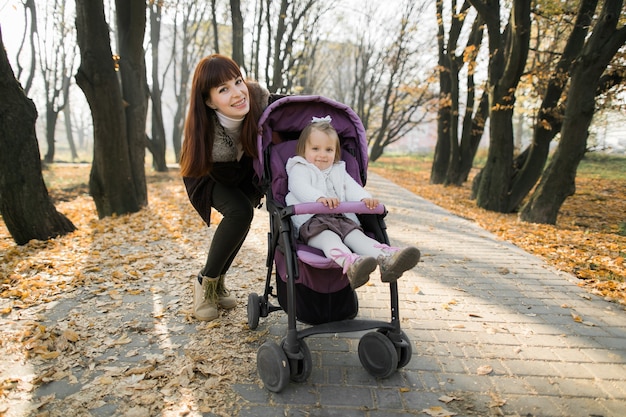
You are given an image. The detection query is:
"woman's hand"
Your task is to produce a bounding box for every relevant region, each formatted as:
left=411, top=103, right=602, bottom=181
left=317, top=197, right=340, bottom=209
left=361, top=198, right=380, bottom=209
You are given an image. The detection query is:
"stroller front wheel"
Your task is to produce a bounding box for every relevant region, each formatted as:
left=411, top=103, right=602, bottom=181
left=280, top=338, right=312, bottom=383
left=247, top=293, right=261, bottom=329
left=394, top=330, right=413, bottom=369
left=378, top=329, right=413, bottom=369
left=358, top=331, right=399, bottom=379
left=257, top=341, right=290, bottom=392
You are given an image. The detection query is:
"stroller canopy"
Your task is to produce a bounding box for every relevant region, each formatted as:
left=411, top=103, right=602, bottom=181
left=254, top=95, right=369, bottom=185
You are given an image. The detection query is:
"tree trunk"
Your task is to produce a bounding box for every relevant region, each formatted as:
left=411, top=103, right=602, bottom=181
left=16, top=0, right=37, bottom=94
left=63, top=103, right=78, bottom=161
left=474, top=99, right=516, bottom=210
left=115, top=0, right=148, bottom=204
left=456, top=89, right=489, bottom=184
left=470, top=0, right=531, bottom=212
left=432, top=1, right=486, bottom=186
left=211, top=0, right=220, bottom=53
left=230, top=0, right=245, bottom=69
left=446, top=13, right=486, bottom=186
left=520, top=0, right=626, bottom=224
left=430, top=0, right=456, bottom=184
left=62, top=74, right=79, bottom=161
left=0, top=28, right=76, bottom=245
left=148, top=104, right=168, bottom=172
left=75, top=0, right=142, bottom=218
left=43, top=103, right=59, bottom=163
left=506, top=0, right=598, bottom=213
left=444, top=50, right=461, bottom=185
left=147, top=2, right=168, bottom=172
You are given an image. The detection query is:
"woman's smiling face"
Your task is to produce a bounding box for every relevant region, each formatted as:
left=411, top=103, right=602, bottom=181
left=206, top=76, right=250, bottom=119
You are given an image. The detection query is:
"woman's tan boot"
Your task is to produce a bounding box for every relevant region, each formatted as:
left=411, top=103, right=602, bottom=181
left=217, top=275, right=237, bottom=309
left=193, top=274, right=219, bottom=321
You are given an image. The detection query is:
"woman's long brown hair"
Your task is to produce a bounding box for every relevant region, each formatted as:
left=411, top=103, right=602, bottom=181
left=179, top=54, right=262, bottom=178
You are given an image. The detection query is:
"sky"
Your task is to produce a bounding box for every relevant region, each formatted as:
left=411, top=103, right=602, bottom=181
left=0, top=1, right=26, bottom=57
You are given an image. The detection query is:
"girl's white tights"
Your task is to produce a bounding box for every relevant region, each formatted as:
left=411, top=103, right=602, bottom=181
left=307, top=230, right=384, bottom=267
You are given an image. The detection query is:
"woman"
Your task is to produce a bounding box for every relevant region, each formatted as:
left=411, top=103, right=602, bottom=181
left=179, top=54, right=271, bottom=321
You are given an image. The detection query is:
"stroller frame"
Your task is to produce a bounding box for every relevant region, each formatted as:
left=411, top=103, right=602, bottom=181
left=247, top=95, right=412, bottom=392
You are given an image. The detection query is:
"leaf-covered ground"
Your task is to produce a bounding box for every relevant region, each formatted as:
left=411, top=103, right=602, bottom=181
left=0, top=166, right=271, bottom=416
left=370, top=156, right=626, bottom=306
left=0, top=160, right=624, bottom=415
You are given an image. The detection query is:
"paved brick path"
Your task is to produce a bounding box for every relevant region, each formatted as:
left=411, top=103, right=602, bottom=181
left=235, top=173, right=626, bottom=417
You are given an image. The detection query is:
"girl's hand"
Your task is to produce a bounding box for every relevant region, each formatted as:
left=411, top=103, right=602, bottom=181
left=317, top=197, right=340, bottom=209
left=361, top=198, right=379, bottom=209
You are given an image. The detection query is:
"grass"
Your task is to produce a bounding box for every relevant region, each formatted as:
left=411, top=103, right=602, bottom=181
left=371, top=151, right=626, bottom=181
left=577, top=152, right=626, bottom=180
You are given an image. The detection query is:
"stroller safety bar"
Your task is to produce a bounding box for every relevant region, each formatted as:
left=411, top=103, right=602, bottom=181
left=289, top=201, right=385, bottom=216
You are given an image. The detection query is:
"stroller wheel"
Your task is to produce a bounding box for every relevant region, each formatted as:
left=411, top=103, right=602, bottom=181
left=257, top=341, right=290, bottom=393
left=358, top=331, right=398, bottom=379
left=280, top=338, right=312, bottom=383
left=247, top=293, right=261, bottom=329
left=378, top=329, right=413, bottom=369
left=395, top=330, right=413, bottom=369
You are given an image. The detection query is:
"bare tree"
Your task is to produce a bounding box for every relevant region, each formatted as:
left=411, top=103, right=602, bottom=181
left=39, top=0, right=77, bottom=163
left=61, top=74, right=79, bottom=161
left=264, top=0, right=318, bottom=93
left=230, top=0, right=245, bottom=68
left=0, top=26, right=76, bottom=245
left=170, top=1, right=213, bottom=162
left=279, top=1, right=339, bottom=95
left=248, top=0, right=265, bottom=79
left=431, top=0, right=488, bottom=186
left=350, top=29, right=384, bottom=131
left=15, top=0, right=37, bottom=94
left=75, top=0, right=146, bottom=218
left=366, top=2, right=435, bottom=161
left=146, top=0, right=168, bottom=172
left=211, top=0, right=220, bottom=53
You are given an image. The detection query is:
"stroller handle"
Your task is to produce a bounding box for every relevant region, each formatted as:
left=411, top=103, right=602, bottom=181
left=291, top=201, right=385, bottom=216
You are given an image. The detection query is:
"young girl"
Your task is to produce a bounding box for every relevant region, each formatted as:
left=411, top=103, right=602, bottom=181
left=285, top=117, right=420, bottom=289
left=179, top=54, right=275, bottom=321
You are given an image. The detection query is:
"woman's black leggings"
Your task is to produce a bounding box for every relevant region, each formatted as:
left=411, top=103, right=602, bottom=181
left=200, top=182, right=255, bottom=278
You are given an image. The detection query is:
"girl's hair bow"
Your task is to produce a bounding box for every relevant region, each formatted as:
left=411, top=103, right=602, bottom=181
left=311, top=115, right=332, bottom=123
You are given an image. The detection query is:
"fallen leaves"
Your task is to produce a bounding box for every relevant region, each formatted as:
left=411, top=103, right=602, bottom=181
left=0, top=170, right=267, bottom=416
left=422, top=405, right=458, bottom=416
left=476, top=365, right=493, bottom=375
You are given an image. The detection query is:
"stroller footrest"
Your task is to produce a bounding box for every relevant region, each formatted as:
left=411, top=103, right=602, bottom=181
left=297, top=319, right=395, bottom=340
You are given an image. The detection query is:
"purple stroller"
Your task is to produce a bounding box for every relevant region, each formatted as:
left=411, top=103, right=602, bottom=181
left=247, top=95, right=412, bottom=392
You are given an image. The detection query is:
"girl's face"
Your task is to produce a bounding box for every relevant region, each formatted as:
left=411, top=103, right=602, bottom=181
left=304, top=129, right=337, bottom=171
left=205, top=76, right=250, bottom=119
